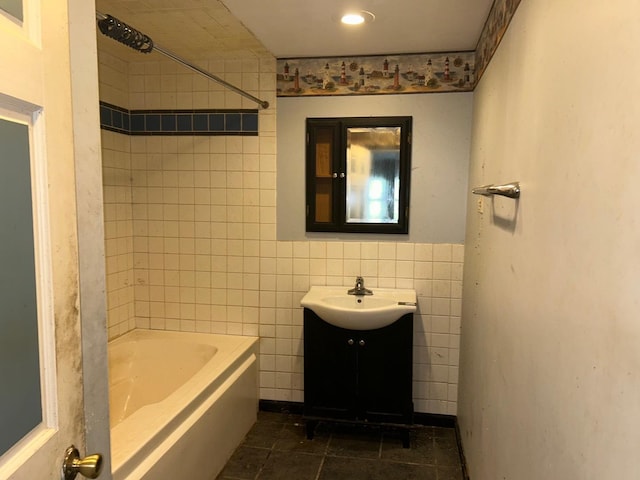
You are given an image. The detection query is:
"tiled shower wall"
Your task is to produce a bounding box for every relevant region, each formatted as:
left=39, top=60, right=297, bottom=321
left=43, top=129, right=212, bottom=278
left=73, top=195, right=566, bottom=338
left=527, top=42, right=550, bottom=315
left=98, top=50, right=463, bottom=415
left=100, top=49, right=136, bottom=338
left=102, top=130, right=135, bottom=337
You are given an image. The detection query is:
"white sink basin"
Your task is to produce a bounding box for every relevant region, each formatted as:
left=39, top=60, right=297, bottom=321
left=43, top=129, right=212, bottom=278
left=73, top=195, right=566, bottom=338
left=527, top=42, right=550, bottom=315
left=300, top=286, right=417, bottom=330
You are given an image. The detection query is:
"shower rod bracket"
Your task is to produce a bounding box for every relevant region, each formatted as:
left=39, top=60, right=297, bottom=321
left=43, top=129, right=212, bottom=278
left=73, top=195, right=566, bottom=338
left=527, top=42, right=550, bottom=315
left=96, top=11, right=269, bottom=109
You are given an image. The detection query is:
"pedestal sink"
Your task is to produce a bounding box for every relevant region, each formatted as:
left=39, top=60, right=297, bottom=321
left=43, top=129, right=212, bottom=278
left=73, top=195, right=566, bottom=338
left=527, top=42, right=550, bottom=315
left=300, top=286, right=417, bottom=330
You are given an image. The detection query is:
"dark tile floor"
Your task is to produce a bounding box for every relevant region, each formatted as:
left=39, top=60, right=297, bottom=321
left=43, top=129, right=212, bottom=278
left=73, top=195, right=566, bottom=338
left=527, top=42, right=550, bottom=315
left=217, top=411, right=464, bottom=480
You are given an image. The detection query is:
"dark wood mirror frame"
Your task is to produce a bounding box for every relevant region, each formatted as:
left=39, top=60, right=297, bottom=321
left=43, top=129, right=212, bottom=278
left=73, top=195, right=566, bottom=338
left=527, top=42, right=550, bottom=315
left=305, top=116, right=412, bottom=234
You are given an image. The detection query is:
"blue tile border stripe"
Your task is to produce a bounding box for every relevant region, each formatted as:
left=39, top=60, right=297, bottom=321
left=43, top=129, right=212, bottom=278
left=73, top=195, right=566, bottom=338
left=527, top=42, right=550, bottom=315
left=99, top=101, right=259, bottom=136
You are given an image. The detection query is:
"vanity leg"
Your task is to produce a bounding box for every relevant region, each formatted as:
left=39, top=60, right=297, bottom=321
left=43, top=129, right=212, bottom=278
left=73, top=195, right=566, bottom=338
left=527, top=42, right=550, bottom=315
left=306, top=420, right=318, bottom=440
left=402, top=429, right=411, bottom=449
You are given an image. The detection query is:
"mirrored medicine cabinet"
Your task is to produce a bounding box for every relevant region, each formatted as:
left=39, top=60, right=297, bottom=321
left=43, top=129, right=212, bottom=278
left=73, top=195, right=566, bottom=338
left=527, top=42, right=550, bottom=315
left=305, top=116, right=412, bottom=234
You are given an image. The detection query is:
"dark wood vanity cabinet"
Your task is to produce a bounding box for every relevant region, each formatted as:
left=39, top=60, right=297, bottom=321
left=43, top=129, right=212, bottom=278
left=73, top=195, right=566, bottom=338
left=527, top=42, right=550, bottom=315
left=303, top=309, right=413, bottom=441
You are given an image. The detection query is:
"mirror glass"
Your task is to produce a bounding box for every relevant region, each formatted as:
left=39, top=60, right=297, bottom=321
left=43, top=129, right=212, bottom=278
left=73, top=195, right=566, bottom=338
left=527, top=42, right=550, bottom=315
left=346, top=126, right=401, bottom=224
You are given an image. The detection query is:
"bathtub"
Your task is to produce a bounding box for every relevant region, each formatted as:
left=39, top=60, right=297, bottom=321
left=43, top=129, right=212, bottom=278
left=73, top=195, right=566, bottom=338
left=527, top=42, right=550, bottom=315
left=108, top=329, right=259, bottom=480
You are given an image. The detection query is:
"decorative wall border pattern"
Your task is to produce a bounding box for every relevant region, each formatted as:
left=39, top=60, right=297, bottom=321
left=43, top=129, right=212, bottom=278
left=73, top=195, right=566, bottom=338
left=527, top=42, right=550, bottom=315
left=99, top=101, right=259, bottom=136
left=276, top=52, right=475, bottom=98
left=276, top=0, right=523, bottom=98
left=474, top=0, right=523, bottom=83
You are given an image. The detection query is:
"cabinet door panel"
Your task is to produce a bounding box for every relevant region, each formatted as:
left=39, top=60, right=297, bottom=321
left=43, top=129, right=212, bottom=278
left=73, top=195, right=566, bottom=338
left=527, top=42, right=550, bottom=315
left=303, top=310, right=413, bottom=425
left=306, top=121, right=341, bottom=231
left=356, top=315, right=413, bottom=423
left=303, top=311, right=357, bottom=418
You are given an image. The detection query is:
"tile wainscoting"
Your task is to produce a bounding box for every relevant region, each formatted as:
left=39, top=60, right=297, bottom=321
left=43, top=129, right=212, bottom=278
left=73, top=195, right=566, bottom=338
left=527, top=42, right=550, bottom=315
left=99, top=50, right=461, bottom=415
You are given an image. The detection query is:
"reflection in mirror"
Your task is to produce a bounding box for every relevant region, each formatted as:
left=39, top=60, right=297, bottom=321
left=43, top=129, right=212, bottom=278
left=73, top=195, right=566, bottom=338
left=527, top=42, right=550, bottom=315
left=346, top=127, right=401, bottom=223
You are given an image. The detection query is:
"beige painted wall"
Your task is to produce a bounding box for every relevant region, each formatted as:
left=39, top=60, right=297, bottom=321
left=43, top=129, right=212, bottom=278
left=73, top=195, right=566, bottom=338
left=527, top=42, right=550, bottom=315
left=458, top=0, right=640, bottom=477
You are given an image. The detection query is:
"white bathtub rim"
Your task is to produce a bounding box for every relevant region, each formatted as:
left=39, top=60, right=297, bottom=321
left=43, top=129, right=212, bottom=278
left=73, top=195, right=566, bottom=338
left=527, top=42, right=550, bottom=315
left=114, top=354, right=258, bottom=480
left=110, top=335, right=256, bottom=468
left=110, top=332, right=257, bottom=476
left=109, top=330, right=258, bottom=476
left=109, top=338, right=218, bottom=425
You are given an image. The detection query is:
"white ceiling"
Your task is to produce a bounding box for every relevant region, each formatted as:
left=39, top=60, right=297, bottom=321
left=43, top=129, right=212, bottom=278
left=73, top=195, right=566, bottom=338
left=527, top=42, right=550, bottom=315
left=95, top=0, right=494, bottom=61
left=95, top=0, right=270, bottom=62
left=222, top=0, right=494, bottom=58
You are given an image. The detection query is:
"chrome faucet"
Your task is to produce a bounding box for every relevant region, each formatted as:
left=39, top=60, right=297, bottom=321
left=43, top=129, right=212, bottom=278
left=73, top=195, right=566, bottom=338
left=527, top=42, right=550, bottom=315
left=347, top=276, right=373, bottom=296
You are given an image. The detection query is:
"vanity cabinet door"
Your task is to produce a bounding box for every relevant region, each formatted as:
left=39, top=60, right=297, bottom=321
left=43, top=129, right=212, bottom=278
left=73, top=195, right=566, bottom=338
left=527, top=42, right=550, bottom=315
left=303, top=310, right=357, bottom=419
left=303, top=309, right=413, bottom=425
left=356, top=315, right=413, bottom=424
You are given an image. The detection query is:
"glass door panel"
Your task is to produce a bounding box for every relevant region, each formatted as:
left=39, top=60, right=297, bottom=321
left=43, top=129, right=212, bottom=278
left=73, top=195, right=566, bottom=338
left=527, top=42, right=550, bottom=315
left=310, top=125, right=336, bottom=226
left=0, top=116, right=41, bottom=456
left=0, top=0, right=23, bottom=22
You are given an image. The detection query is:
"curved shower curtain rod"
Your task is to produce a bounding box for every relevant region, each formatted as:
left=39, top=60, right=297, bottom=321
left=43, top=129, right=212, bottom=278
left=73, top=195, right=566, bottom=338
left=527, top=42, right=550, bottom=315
left=95, top=11, right=269, bottom=109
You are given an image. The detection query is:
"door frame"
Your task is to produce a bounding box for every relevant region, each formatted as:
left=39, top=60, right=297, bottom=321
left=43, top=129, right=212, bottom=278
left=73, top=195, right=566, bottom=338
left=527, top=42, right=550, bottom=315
left=0, top=0, right=110, bottom=477
left=69, top=1, right=112, bottom=476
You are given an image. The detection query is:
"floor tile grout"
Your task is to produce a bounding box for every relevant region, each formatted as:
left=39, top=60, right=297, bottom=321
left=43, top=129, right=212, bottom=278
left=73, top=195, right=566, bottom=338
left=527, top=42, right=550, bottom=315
left=218, top=412, right=464, bottom=480
left=312, top=456, right=325, bottom=480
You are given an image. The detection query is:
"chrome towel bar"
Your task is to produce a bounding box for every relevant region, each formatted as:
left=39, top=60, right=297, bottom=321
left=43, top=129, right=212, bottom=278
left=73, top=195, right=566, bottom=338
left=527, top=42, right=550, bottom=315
left=472, top=182, right=520, bottom=199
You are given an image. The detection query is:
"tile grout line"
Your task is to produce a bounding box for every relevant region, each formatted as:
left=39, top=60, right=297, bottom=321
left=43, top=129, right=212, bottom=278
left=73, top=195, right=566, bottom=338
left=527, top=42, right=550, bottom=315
left=313, top=456, right=326, bottom=480
left=220, top=413, right=464, bottom=479
left=313, top=422, right=332, bottom=479
left=253, top=420, right=282, bottom=480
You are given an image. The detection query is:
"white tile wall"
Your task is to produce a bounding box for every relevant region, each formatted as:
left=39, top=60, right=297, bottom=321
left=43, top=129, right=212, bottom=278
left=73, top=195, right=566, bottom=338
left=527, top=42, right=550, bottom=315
left=98, top=49, right=129, bottom=107
left=99, top=46, right=136, bottom=340
left=128, top=57, right=276, bottom=111
left=102, top=130, right=135, bottom=339
left=256, top=240, right=464, bottom=414
left=99, top=50, right=463, bottom=415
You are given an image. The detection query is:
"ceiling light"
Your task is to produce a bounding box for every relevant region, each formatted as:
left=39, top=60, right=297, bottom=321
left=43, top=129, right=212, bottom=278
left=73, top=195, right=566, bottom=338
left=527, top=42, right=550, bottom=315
left=341, top=13, right=365, bottom=25
left=340, top=10, right=375, bottom=25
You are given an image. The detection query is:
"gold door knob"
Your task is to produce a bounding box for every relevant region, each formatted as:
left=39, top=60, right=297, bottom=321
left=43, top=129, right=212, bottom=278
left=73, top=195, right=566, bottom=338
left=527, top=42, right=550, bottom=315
left=62, top=446, right=103, bottom=479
